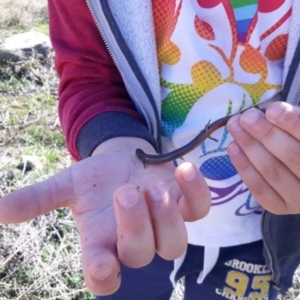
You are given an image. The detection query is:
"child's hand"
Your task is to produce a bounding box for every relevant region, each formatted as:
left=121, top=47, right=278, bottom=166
left=227, top=101, right=300, bottom=215
left=0, top=137, right=210, bottom=296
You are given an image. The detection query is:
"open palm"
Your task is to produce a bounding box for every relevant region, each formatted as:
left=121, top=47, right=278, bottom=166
left=0, top=138, right=211, bottom=295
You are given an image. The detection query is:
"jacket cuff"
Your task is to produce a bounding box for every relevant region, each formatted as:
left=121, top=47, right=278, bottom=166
left=76, top=112, right=158, bottom=159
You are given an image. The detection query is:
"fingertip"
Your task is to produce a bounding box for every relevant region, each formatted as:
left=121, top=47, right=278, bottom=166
left=227, top=141, right=242, bottom=157
left=175, top=163, right=211, bottom=221
left=176, top=162, right=198, bottom=182
left=114, top=184, right=141, bottom=208
left=88, top=264, right=121, bottom=296
left=91, top=263, right=114, bottom=281
left=83, top=248, right=121, bottom=296
left=119, top=248, right=155, bottom=268
left=175, top=162, right=207, bottom=192
left=265, top=101, right=285, bottom=121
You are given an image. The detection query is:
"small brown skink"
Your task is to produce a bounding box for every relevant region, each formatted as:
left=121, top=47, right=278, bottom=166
left=136, top=107, right=266, bottom=165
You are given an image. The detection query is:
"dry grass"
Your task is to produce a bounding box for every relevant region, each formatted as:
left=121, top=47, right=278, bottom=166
left=0, top=51, right=94, bottom=299
left=0, top=0, right=48, bottom=29
left=0, top=3, right=91, bottom=297
left=0, top=215, right=84, bottom=299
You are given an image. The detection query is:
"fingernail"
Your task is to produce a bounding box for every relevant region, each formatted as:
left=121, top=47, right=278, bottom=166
left=117, top=185, right=140, bottom=207
left=92, top=264, right=113, bottom=280
left=228, top=142, right=241, bottom=156
left=267, top=103, right=284, bottom=119
left=146, top=182, right=168, bottom=202
left=242, top=109, right=262, bottom=125
left=181, top=163, right=197, bottom=182
left=227, top=116, right=243, bottom=132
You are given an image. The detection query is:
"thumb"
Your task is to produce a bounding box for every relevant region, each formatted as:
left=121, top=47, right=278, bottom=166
left=0, top=169, right=73, bottom=224
left=81, top=244, right=121, bottom=295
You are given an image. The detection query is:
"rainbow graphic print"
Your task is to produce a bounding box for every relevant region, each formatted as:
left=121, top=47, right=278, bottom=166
left=153, top=0, right=292, bottom=245
left=232, top=0, right=258, bottom=42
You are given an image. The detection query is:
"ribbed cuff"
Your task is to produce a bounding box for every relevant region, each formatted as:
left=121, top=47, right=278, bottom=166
left=76, top=112, right=158, bottom=159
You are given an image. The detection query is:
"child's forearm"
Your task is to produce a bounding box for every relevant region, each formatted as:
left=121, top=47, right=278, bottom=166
left=48, top=0, right=147, bottom=160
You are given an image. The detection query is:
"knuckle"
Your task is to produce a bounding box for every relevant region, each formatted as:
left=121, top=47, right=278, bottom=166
left=241, top=135, right=255, bottom=148
left=120, top=251, right=154, bottom=268
left=290, top=115, right=300, bottom=133
left=121, top=222, right=148, bottom=236
left=262, top=163, right=282, bottom=182
left=281, top=198, right=300, bottom=215
left=280, top=106, right=300, bottom=132
left=288, top=147, right=300, bottom=167
left=274, top=201, right=293, bottom=215
left=249, top=181, right=266, bottom=197
left=262, top=125, right=275, bottom=141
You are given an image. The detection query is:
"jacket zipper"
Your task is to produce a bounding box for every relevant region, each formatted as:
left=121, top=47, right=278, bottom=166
left=286, top=61, right=300, bottom=105
left=85, top=0, right=159, bottom=143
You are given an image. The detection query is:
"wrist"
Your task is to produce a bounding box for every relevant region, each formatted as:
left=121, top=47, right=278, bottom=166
left=92, top=137, right=157, bottom=157
left=75, top=112, right=158, bottom=160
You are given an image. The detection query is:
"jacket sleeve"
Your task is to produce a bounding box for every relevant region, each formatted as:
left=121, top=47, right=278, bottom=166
left=48, top=0, right=157, bottom=160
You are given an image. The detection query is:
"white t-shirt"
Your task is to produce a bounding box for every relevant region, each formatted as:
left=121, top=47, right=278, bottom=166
left=153, top=0, right=293, bottom=247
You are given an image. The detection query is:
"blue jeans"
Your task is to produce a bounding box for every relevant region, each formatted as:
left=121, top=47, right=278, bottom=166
left=96, top=240, right=282, bottom=300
